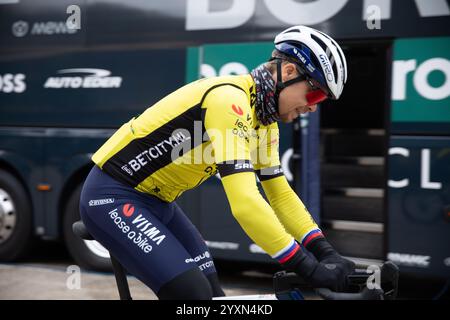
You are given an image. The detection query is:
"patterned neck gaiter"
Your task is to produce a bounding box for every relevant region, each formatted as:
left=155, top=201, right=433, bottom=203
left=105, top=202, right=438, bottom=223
left=250, top=64, right=279, bottom=126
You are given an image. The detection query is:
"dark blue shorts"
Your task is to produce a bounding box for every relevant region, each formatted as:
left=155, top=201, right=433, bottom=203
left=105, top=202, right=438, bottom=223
left=79, top=165, right=217, bottom=293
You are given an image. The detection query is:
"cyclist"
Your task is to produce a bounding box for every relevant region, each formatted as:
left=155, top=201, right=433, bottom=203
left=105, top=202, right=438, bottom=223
left=79, top=25, right=354, bottom=300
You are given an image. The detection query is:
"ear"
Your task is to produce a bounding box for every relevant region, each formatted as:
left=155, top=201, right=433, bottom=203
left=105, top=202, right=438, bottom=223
left=283, top=63, right=297, bottom=78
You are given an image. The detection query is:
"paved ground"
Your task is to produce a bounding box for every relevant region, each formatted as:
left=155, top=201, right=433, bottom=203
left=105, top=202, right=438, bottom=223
left=1, top=243, right=447, bottom=300
left=0, top=241, right=282, bottom=300
left=0, top=263, right=152, bottom=300
left=0, top=262, right=284, bottom=300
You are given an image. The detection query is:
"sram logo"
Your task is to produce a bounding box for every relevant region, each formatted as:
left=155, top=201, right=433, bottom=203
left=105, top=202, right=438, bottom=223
left=0, top=73, right=26, bottom=93
left=44, top=68, right=122, bottom=89
left=234, top=162, right=253, bottom=170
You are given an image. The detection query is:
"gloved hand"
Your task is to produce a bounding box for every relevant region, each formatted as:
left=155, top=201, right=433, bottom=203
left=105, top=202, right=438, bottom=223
left=308, top=261, right=352, bottom=292
left=280, top=247, right=351, bottom=292
left=320, top=254, right=355, bottom=277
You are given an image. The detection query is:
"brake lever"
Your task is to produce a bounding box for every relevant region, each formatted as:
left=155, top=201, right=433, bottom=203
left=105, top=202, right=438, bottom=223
left=380, top=261, right=400, bottom=300
left=316, top=261, right=399, bottom=300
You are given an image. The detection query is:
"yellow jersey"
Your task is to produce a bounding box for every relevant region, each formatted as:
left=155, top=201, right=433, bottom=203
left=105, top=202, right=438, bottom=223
left=92, top=74, right=320, bottom=259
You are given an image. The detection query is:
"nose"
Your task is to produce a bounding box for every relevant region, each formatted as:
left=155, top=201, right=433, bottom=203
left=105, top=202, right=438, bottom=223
left=308, top=104, right=317, bottom=113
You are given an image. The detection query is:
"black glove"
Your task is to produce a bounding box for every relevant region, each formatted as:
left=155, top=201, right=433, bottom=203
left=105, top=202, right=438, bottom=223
left=280, top=247, right=350, bottom=292
left=305, top=237, right=355, bottom=277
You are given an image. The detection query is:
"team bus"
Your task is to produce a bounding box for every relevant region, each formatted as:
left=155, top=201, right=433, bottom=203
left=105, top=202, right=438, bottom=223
left=0, top=0, right=449, bottom=283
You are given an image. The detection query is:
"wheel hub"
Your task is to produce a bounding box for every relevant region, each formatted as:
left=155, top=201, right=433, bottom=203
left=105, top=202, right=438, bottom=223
left=0, top=189, right=17, bottom=244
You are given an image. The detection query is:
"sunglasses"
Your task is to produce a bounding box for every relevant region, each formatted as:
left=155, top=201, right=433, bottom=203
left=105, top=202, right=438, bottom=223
left=305, top=78, right=328, bottom=106
left=292, top=64, right=329, bottom=106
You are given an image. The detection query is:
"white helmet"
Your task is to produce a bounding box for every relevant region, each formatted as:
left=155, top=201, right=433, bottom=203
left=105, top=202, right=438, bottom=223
left=274, top=25, right=348, bottom=100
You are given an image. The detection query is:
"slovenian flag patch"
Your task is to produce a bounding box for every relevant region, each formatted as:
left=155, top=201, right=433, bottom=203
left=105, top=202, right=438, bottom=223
left=274, top=240, right=301, bottom=264
left=301, top=229, right=324, bottom=247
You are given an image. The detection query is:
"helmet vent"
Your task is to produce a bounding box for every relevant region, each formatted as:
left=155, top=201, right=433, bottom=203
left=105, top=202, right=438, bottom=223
left=331, top=56, right=338, bottom=79
left=317, top=30, right=334, bottom=42
left=311, top=34, right=328, bottom=53
left=326, top=47, right=332, bottom=59
left=334, top=44, right=346, bottom=80
left=283, top=29, right=301, bottom=34
left=311, top=34, right=338, bottom=82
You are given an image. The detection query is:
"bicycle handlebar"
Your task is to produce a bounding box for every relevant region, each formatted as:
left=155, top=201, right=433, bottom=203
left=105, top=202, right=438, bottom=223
left=315, top=287, right=384, bottom=300
left=273, top=261, right=399, bottom=300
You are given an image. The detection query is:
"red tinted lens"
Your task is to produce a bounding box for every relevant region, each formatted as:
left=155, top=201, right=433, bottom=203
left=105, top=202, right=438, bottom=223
left=306, top=89, right=328, bottom=106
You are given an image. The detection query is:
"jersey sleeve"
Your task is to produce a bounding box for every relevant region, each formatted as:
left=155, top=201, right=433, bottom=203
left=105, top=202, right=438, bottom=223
left=252, top=123, right=322, bottom=245
left=260, top=175, right=322, bottom=246
left=202, top=85, right=300, bottom=260
left=220, top=172, right=298, bottom=259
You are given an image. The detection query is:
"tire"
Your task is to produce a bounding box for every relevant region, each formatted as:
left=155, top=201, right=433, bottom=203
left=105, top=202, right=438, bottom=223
left=63, top=184, right=112, bottom=272
left=0, top=169, right=34, bottom=261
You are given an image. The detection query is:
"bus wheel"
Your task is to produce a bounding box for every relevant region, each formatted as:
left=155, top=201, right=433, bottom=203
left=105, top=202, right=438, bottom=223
left=63, top=185, right=112, bottom=272
left=0, top=169, right=33, bottom=261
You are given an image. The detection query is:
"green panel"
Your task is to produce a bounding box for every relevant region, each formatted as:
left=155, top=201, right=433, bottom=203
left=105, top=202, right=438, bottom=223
left=391, top=37, right=450, bottom=124
left=201, top=42, right=273, bottom=77
left=185, top=43, right=273, bottom=83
